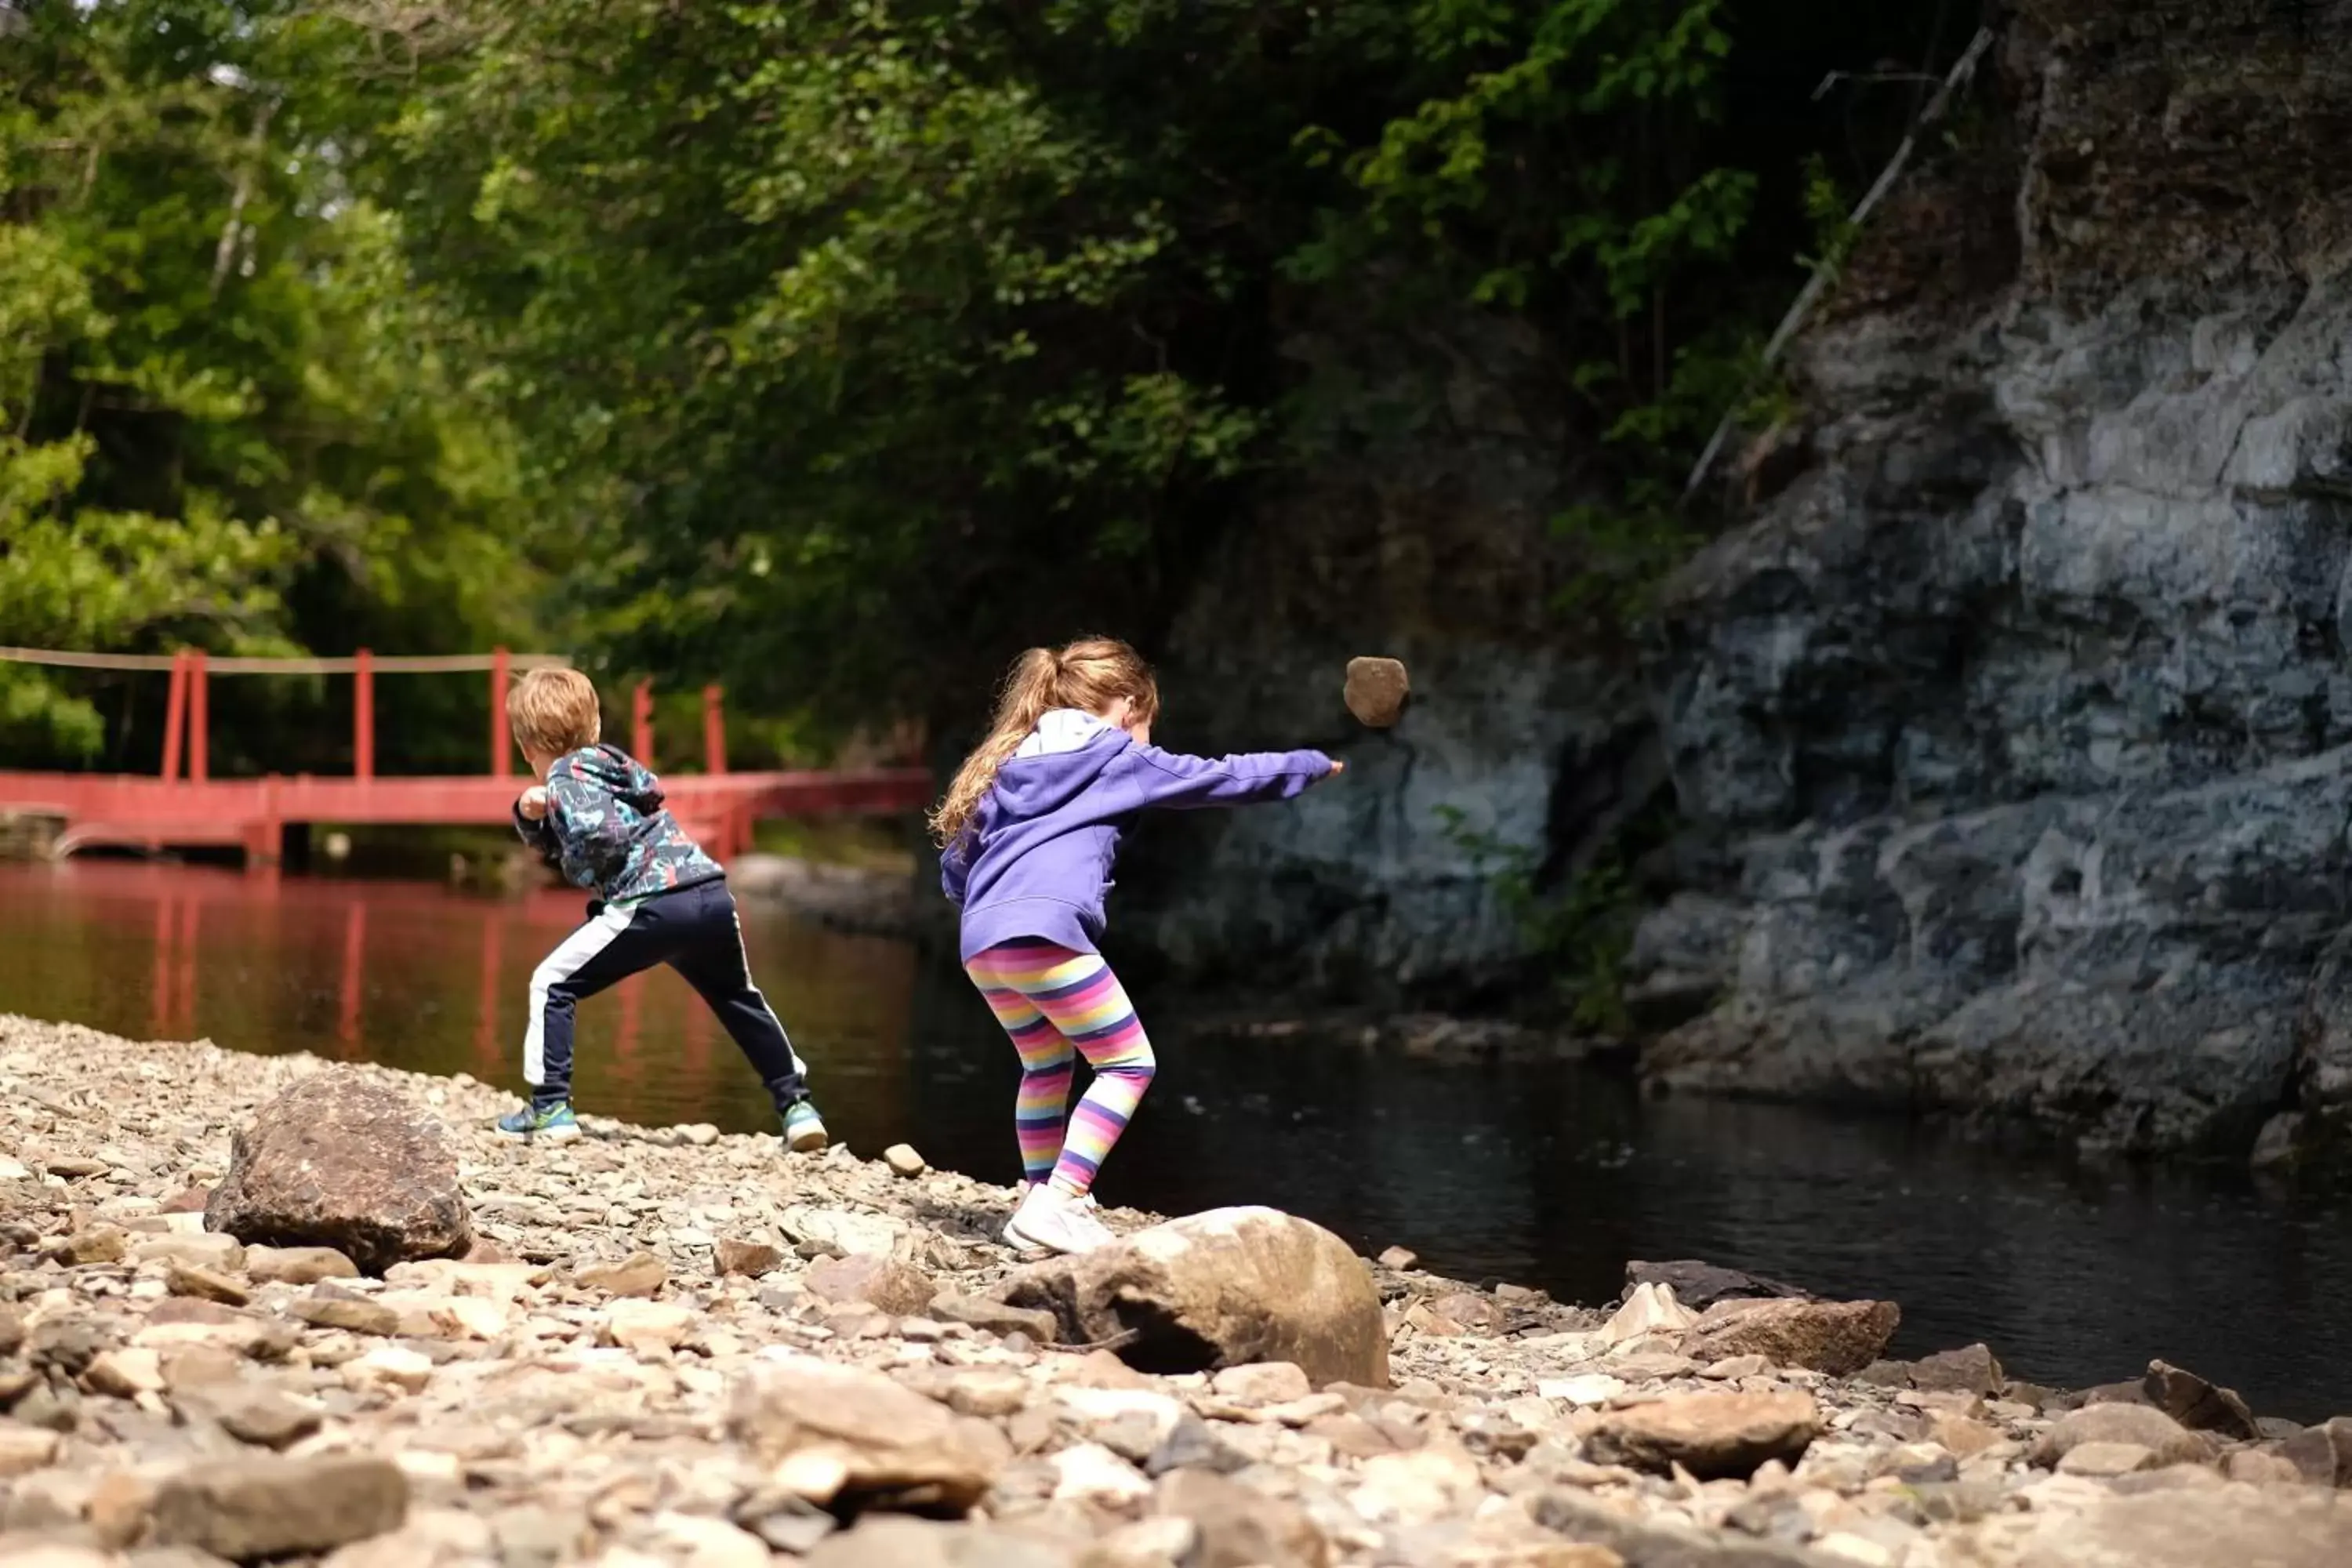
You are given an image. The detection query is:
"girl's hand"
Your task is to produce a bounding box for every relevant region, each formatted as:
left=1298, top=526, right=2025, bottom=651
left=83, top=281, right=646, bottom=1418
left=1327, top=759, right=1346, bottom=778
left=518, top=786, right=550, bottom=821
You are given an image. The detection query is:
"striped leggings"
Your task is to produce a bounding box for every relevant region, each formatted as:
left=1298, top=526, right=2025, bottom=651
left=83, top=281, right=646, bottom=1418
left=964, top=939, right=1156, bottom=1198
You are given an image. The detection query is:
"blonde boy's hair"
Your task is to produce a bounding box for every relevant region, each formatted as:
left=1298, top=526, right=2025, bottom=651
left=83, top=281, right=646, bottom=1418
left=507, top=668, right=603, bottom=757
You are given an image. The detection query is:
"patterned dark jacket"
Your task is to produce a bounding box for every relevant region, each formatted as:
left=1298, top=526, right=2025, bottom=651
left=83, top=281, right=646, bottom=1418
left=513, top=743, right=723, bottom=904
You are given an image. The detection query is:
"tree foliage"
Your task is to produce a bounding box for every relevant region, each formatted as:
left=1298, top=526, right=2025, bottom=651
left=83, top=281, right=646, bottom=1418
left=1, top=0, right=1967, bottom=763
left=314, top=0, right=1861, bottom=730
left=0, top=0, right=535, bottom=769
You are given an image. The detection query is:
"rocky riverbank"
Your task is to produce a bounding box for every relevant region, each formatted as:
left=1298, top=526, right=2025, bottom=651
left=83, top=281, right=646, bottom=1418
left=0, top=1013, right=2347, bottom=1567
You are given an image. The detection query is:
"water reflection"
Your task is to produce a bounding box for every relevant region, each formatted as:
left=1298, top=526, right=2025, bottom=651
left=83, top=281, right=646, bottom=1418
left=2, top=860, right=2350, bottom=1421
left=1, top=860, right=915, bottom=1134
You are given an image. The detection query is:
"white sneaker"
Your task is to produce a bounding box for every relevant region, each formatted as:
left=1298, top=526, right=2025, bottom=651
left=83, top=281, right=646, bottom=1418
left=1003, top=1184, right=1114, bottom=1256
left=1017, top=1179, right=1098, bottom=1211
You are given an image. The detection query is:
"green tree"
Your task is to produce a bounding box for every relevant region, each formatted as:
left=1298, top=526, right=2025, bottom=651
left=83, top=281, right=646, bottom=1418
left=3, top=0, right=1969, bottom=768
left=0, top=0, right=539, bottom=771
left=315, top=0, right=1863, bottom=735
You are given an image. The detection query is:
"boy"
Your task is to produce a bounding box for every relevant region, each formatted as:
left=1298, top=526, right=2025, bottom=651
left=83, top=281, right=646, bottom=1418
left=499, top=667, right=828, bottom=1150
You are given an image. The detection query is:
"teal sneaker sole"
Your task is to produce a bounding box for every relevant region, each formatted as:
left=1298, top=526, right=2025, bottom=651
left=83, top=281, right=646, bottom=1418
left=498, top=1112, right=582, bottom=1141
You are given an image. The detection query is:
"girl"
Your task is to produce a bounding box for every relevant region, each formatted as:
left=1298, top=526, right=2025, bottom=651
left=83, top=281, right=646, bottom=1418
left=933, top=637, right=1343, bottom=1256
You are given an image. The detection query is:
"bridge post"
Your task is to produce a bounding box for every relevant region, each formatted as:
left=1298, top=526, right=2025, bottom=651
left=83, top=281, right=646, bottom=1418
left=702, top=684, right=727, bottom=775
left=188, top=649, right=209, bottom=783
left=632, top=680, right=654, bottom=766
left=354, top=648, right=375, bottom=782
left=490, top=647, right=513, bottom=778
left=160, top=650, right=188, bottom=782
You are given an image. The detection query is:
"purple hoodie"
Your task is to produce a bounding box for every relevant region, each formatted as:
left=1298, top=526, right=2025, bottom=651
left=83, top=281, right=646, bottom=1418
left=942, top=709, right=1333, bottom=962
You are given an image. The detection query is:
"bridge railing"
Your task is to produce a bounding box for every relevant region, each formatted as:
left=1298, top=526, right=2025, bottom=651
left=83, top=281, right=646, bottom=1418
left=0, top=645, right=736, bottom=780
left=0, top=646, right=933, bottom=866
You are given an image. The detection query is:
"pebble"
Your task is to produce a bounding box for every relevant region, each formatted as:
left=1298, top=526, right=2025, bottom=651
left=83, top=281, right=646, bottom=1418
left=343, top=1343, right=434, bottom=1393
left=577, top=1251, right=670, bottom=1298
left=1538, top=1373, right=1624, bottom=1406
left=147, top=1454, right=408, bottom=1560
left=2058, top=1440, right=2158, bottom=1477
left=0, top=1422, right=61, bottom=1476
left=165, top=1260, right=252, bottom=1306
left=713, top=1237, right=784, bottom=1277
left=84, top=1347, right=165, bottom=1397
left=1210, top=1361, right=1312, bottom=1405
left=603, top=1299, right=695, bottom=1352
left=131, top=1232, right=245, bottom=1272
left=210, top=1386, right=325, bottom=1450
left=246, top=1243, right=361, bottom=1284
left=295, top=1294, right=401, bottom=1337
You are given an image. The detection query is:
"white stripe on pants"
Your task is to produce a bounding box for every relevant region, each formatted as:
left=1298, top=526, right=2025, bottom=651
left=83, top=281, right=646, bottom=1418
left=522, top=902, right=635, bottom=1087
left=727, top=906, right=808, bottom=1078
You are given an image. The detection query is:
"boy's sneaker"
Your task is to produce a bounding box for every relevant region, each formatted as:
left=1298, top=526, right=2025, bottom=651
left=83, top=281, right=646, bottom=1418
left=497, top=1101, right=580, bottom=1140
left=782, top=1099, right=829, bottom=1153
left=1003, top=1183, right=1113, bottom=1256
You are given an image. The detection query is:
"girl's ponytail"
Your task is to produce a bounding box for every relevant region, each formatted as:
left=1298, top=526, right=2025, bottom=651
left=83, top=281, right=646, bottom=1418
left=928, top=648, right=1062, bottom=845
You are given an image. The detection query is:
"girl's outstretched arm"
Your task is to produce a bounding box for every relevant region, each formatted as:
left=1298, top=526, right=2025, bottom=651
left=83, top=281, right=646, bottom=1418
left=1123, top=743, right=1339, bottom=810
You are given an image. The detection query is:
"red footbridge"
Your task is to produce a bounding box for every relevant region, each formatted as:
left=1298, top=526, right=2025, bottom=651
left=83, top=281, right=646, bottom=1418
left=0, top=647, right=932, bottom=866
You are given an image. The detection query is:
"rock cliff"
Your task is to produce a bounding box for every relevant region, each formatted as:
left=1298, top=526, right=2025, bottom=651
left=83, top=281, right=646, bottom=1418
left=1631, top=2, right=2352, bottom=1156
left=1123, top=313, right=1655, bottom=1002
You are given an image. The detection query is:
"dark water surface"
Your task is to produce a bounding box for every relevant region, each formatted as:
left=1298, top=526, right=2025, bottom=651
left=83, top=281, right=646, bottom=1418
left=3, top=861, right=2349, bottom=1421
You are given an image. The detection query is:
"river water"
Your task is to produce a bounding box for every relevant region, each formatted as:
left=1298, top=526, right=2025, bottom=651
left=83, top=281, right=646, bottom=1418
left=3, top=860, right=2348, bottom=1421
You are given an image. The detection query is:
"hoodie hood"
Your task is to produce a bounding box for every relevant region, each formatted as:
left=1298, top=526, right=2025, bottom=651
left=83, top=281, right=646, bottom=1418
left=517, top=741, right=717, bottom=903
left=985, top=712, right=1131, bottom=822
left=559, top=742, right=664, bottom=811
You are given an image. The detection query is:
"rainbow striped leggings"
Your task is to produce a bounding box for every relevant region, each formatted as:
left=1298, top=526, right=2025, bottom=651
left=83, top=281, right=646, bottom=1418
left=964, top=939, right=1156, bottom=1198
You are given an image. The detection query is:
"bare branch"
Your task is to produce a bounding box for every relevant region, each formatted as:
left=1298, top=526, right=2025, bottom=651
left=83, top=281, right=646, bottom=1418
left=209, top=101, right=277, bottom=301
left=1682, top=25, right=1998, bottom=506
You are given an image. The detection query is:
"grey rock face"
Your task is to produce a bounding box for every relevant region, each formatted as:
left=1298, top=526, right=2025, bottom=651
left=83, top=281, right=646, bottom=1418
left=1128, top=311, right=1657, bottom=999
left=1630, top=6, right=2352, bottom=1154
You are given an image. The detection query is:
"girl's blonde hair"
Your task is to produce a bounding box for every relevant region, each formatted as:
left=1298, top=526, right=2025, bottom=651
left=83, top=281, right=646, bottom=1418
left=929, top=637, right=1160, bottom=844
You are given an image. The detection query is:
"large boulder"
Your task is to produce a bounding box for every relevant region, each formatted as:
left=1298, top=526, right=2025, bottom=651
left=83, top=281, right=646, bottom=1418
left=728, top=1355, right=1009, bottom=1515
left=1679, top=1297, right=1899, bottom=1377
left=999, top=1207, right=1387, bottom=1388
left=205, top=1072, right=472, bottom=1274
